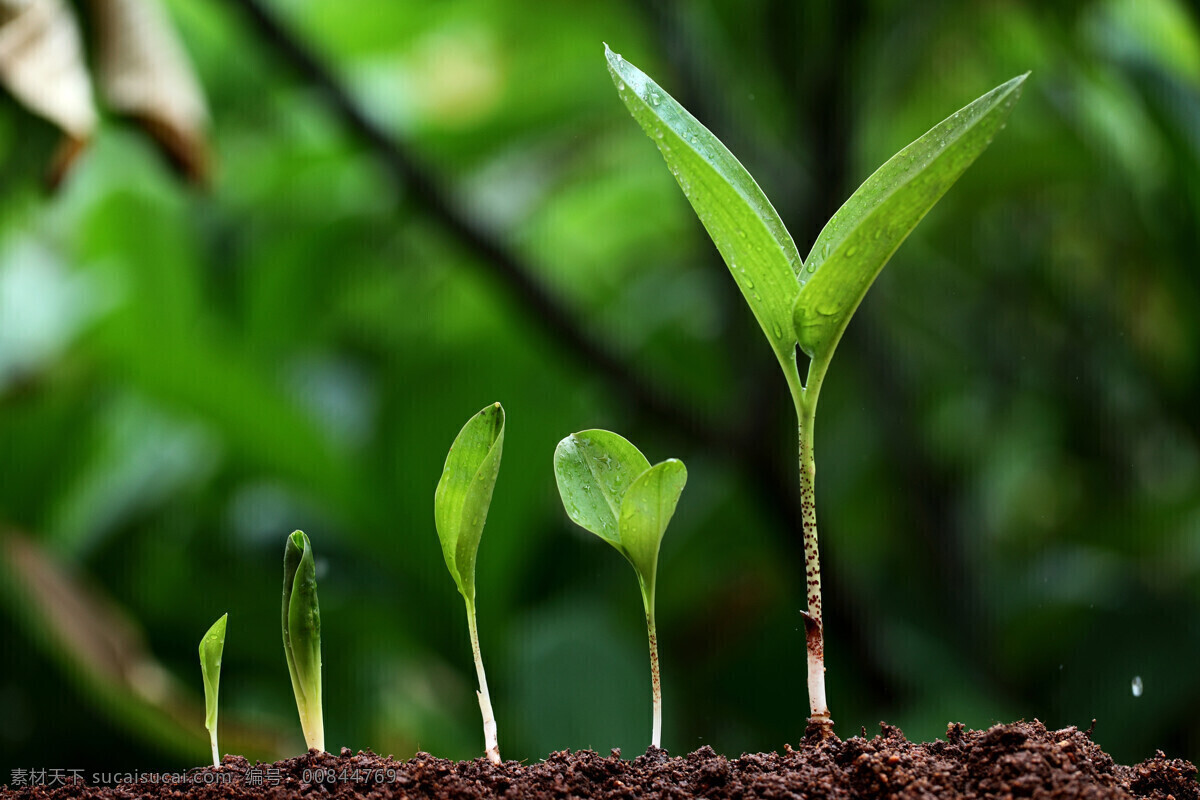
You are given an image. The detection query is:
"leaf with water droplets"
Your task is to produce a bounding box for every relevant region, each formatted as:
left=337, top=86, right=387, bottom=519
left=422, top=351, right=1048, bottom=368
left=198, top=612, right=227, bottom=760
left=434, top=403, right=505, bottom=605
left=605, top=44, right=802, bottom=375
left=793, top=74, right=1027, bottom=360
left=553, top=429, right=649, bottom=547
left=618, top=459, right=687, bottom=597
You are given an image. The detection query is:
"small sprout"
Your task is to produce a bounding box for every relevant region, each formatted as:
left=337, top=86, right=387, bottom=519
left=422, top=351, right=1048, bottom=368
left=554, top=429, right=687, bottom=750
left=282, top=530, right=324, bottom=752
left=434, top=402, right=505, bottom=764
left=198, top=613, right=228, bottom=768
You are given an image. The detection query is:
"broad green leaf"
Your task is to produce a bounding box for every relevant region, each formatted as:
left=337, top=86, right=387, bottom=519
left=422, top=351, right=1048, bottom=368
left=618, top=459, right=687, bottom=596
left=198, top=613, right=227, bottom=735
left=793, top=74, right=1028, bottom=361
left=605, top=45, right=803, bottom=369
left=434, top=403, right=505, bottom=604
left=553, top=429, right=650, bottom=547
left=282, top=530, right=323, bottom=751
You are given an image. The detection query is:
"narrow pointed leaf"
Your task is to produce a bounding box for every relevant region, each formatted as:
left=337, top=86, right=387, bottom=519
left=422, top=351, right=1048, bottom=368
left=553, top=429, right=650, bottom=547
left=606, top=45, right=802, bottom=369
left=282, top=530, right=322, bottom=751
left=793, top=74, right=1027, bottom=360
left=618, top=459, right=687, bottom=594
left=198, top=613, right=227, bottom=736
left=434, top=403, right=505, bottom=604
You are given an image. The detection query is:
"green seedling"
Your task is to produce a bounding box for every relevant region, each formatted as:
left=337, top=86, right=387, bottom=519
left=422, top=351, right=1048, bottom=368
left=198, top=613, right=228, bottom=768
left=554, top=430, right=687, bottom=750
left=282, top=530, right=324, bottom=752
left=605, top=44, right=1024, bottom=734
left=434, top=402, right=505, bottom=764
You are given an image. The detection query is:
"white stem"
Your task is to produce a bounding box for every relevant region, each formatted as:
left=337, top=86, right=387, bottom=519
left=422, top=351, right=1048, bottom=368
left=210, top=731, right=220, bottom=768
left=647, top=609, right=661, bottom=749
left=301, top=701, right=325, bottom=752
left=467, top=605, right=501, bottom=764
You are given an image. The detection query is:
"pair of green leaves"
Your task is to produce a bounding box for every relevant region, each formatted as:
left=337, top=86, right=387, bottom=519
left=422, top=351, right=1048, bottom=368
left=283, top=530, right=324, bottom=752
left=553, top=431, right=686, bottom=611
left=605, top=44, right=1026, bottom=372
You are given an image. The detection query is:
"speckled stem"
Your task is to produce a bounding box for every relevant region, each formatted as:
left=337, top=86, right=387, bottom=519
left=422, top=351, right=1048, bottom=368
left=787, top=354, right=833, bottom=733
left=646, top=608, right=662, bottom=749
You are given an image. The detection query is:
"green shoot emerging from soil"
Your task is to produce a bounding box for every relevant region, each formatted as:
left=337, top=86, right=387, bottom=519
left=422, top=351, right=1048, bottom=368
left=434, top=402, right=506, bottom=765
left=605, top=44, right=1025, bottom=734
left=554, top=430, right=687, bottom=749
left=198, top=613, right=228, bottom=768
left=283, top=530, right=324, bottom=752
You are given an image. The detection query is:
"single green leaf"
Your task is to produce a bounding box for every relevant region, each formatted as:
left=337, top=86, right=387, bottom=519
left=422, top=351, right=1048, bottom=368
left=618, top=459, right=687, bottom=598
left=198, top=613, right=227, bottom=738
left=282, top=530, right=323, bottom=751
left=793, top=74, right=1028, bottom=361
left=434, top=403, right=505, bottom=604
left=553, top=429, right=650, bottom=547
left=605, top=44, right=803, bottom=370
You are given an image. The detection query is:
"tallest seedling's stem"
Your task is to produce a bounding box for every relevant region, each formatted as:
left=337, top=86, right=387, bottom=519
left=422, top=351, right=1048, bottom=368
left=789, top=355, right=833, bottom=732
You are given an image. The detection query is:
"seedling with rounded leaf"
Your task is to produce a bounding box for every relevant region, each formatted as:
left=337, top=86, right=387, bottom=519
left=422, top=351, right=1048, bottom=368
left=554, top=430, right=686, bottom=750
left=434, top=402, right=505, bottom=764
left=605, top=44, right=1025, bottom=734
left=198, top=613, right=227, bottom=768
left=282, top=530, right=324, bottom=752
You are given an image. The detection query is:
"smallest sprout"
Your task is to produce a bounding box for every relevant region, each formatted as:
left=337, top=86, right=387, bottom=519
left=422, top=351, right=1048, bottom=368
left=198, top=613, right=228, bottom=768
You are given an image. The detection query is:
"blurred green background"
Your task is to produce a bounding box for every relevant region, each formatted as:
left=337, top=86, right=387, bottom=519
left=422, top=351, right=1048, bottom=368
left=2, top=0, right=1199, bottom=773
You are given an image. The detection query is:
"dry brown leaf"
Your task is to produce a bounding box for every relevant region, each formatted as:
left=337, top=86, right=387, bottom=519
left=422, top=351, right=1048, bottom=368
left=89, top=0, right=210, bottom=181
left=0, top=0, right=98, bottom=138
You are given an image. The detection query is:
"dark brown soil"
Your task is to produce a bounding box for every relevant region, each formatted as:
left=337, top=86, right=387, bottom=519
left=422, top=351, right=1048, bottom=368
left=3, top=720, right=1196, bottom=799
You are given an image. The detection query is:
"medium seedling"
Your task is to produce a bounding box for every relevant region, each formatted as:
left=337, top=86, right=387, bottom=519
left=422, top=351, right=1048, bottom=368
left=198, top=613, right=228, bottom=768
left=282, top=530, right=324, bottom=752
left=554, top=430, right=687, bottom=749
left=605, top=45, right=1025, bottom=734
left=434, top=402, right=506, bottom=764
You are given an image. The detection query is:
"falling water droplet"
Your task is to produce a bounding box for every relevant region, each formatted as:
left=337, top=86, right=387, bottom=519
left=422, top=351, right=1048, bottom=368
left=1131, top=676, right=1143, bottom=697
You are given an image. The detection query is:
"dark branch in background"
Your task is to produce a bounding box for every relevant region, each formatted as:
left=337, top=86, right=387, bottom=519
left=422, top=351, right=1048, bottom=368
left=222, top=0, right=727, bottom=453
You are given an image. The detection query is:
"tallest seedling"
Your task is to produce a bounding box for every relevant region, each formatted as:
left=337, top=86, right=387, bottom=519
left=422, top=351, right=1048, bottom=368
left=605, top=45, right=1025, bottom=733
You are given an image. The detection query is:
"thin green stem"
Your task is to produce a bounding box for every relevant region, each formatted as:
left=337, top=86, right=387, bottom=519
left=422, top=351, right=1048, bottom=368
left=787, top=351, right=834, bottom=731
left=466, top=600, right=501, bottom=764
